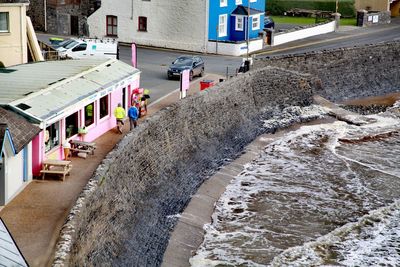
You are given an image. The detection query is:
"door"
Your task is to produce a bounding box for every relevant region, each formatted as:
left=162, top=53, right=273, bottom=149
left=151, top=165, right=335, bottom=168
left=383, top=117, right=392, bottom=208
left=0, top=154, right=5, bottom=205
left=71, top=15, right=79, bottom=36
left=70, top=43, right=87, bottom=59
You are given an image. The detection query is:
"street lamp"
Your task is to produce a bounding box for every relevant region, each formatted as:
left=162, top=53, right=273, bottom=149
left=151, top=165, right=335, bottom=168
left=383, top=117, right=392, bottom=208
left=335, top=0, right=339, bottom=13
left=246, top=0, right=250, bottom=60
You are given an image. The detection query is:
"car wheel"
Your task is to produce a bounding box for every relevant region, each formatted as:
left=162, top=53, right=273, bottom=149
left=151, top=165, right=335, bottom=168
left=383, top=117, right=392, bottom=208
left=189, top=71, right=193, bottom=81
left=167, top=74, right=172, bottom=80
left=199, top=68, right=204, bottom=77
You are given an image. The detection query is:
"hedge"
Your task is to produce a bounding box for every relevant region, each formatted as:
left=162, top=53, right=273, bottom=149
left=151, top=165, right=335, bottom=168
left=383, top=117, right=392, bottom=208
left=266, top=0, right=356, bottom=17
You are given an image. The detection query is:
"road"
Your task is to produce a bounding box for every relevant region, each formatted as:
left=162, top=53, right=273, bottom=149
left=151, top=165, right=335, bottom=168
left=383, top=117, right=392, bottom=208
left=255, top=17, right=400, bottom=57
left=118, top=47, right=241, bottom=102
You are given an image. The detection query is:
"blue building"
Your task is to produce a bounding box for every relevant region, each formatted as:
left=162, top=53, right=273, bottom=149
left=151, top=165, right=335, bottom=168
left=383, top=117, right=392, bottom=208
left=209, top=0, right=266, bottom=42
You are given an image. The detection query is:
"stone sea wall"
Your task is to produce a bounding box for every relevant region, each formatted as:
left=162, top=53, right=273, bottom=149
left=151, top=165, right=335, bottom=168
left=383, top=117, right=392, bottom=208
left=254, top=41, right=400, bottom=103
left=55, top=41, right=400, bottom=267
left=58, top=67, right=316, bottom=266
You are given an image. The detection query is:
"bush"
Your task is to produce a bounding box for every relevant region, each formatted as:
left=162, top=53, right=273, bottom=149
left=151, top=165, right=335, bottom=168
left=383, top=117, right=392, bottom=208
left=267, top=0, right=356, bottom=17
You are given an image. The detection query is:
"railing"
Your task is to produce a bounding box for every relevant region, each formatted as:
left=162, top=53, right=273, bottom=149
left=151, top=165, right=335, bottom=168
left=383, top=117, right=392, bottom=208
left=38, top=40, right=61, bottom=61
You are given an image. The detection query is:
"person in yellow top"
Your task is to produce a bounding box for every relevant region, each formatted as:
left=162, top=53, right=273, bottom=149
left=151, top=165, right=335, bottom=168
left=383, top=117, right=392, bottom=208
left=114, top=103, right=126, bottom=134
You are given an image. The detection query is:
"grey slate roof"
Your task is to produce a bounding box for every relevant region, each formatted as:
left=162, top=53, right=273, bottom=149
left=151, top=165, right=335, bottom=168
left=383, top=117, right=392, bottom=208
left=0, top=107, right=40, bottom=153
left=231, top=5, right=264, bottom=16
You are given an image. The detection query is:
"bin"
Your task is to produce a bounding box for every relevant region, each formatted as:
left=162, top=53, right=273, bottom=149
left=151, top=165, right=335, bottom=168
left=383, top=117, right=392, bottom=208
left=200, top=80, right=214, bottom=91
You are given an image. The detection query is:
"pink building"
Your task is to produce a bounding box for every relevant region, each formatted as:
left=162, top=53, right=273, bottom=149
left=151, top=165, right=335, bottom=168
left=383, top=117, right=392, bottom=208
left=0, top=59, right=140, bottom=176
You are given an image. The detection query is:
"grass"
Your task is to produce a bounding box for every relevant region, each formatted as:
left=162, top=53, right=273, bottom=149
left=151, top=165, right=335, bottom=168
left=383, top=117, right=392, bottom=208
left=271, top=16, right=357, bottom=26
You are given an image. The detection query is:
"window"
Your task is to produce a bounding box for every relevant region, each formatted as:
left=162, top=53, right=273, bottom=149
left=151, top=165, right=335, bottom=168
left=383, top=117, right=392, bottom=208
left=220, top=0, right=227, bottom=7
left=99, top=95, right=109, bottom=119
left=252, top=15, right=260, bottom=30
left=138, top=16, right=147, bottom=32
left=85, top=103, right=94, bottom=127
left=250, top=0, right=257, bottom=2
left=0, top=12, right=9, bottom=33
left=65, top=112, right=79, bottom=138
left=235, top=0, right=242, bottom=4
left=106, top=15, right=117, bottom=36
left=235, top=16, right=244, bottom=31
left=72, top=43, right=87, bottom=52
left=218, top=14, right=227, bottom=37
left=45, top=122, right=60, bottom=152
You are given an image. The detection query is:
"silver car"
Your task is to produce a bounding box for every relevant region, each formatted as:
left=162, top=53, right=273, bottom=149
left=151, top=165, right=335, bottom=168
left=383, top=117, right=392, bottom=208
left=167, top=55, right=205, bottom=81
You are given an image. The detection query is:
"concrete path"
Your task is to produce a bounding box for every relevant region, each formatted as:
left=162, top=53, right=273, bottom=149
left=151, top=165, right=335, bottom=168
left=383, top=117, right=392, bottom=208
left=161, top=133, right=274, bottom=267
left=0, top=73, right=223, bottom=267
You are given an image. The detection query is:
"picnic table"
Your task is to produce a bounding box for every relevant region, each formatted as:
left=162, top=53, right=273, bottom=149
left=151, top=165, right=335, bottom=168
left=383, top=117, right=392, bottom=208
left=40, top=159, right=72, bottom=181
left=69, top=140, right=96, bottom=157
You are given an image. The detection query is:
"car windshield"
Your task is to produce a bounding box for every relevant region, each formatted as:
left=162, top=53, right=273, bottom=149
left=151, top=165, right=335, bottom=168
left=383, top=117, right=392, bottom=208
left=64, top=40, right=79, bottom=49
left=173, top=57, right=193, bottom=65
left=59, top=39, right=74, bottom=48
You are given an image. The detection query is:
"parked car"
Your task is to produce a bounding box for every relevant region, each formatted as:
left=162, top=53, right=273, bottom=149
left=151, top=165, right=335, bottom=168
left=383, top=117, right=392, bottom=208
left=264, top=16, right=275, bottom=29
left=167, top=55, right=204, bottom=81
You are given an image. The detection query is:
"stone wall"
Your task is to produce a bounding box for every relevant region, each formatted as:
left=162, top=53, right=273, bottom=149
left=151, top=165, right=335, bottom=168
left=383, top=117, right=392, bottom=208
left=27, top=0, right=45, bottom=32
left=356, top=10, right=391, bottom=27
left=60, top=67, right=316, bottom=266
left=254, top=41, right=400, bottom=102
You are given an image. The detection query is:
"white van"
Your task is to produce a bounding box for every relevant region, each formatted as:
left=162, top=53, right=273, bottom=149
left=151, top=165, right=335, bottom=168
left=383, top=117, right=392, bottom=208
left=56, top=38, right=119, bottom=59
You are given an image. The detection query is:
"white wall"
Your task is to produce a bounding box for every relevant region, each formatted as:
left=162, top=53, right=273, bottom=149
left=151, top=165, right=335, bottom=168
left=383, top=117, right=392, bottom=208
left=3, top=141, right=32, bottom=205
left=207, top=39, right=264, bottom=56
left=88, top=0, right=208, bottom=52
left=273, top=21, right=336, bottom=46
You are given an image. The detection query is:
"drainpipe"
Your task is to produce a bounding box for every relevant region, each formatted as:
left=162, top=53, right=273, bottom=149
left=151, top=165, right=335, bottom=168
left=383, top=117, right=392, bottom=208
left=131, top=0, right=134, bottom=20
left=204, top=0, right=208, bottom=53
left=44, top=0, right=47, bottom=32
left=246, top=0, right=250, bottom=60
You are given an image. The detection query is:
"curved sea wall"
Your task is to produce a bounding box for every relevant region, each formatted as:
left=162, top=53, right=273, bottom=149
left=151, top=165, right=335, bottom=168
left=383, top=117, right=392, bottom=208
left=59, top=67, right=316, bottom=266
left=54, top=41, right=400, bottom=266
left=254, top=42, right=400, bottom=102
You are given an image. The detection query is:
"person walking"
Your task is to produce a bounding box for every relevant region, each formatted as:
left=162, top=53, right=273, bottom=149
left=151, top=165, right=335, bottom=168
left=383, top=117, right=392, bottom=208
left=128, top=103, right=139, bottom=130
left=114, top=103, right=126, bottom=134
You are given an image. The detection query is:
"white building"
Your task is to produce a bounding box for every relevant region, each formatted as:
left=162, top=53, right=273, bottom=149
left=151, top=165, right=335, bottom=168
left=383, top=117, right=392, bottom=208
left=0, top=108, right=40, bottom=206
left=87, top=0, right=208, bottom=52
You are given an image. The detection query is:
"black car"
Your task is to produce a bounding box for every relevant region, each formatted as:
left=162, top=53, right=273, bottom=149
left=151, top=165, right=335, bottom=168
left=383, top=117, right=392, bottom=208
left=167, top=55, right=205, bottom=81
left=264, top=16, right=275, bottom=29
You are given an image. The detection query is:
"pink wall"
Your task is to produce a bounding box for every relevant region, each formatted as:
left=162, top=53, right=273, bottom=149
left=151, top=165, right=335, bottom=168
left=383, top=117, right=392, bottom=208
left=32, top=80, right=140, bottom=176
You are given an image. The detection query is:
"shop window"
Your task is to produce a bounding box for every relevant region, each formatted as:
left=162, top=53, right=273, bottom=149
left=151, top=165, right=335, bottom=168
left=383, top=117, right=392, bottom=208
left=85, top=103, right=94, bottom=127
left=45, top=122, right=60, bottom=152
left=99, top=95, right=109, bottom=119
left=138, top=16, right=147, bottom=32
left=65, top=112, right=79, bottom=138
left=106, top=15, right=118, bottom=36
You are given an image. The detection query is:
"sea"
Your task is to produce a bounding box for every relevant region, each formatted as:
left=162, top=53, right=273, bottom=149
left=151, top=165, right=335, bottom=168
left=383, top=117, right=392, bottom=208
left=190, top=103, right=400, bottom=267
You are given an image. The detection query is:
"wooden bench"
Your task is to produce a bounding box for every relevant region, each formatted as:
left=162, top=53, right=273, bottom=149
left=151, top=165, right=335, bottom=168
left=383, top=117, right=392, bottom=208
left=70, top=140, right=96, bottom=157
left=41, top=160, right=72, bottom=181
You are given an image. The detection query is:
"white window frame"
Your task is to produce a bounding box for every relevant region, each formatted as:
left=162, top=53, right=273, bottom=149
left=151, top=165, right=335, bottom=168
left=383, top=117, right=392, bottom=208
left=250, top=0, right=257, bottom=2
left=220, top=0, right=227, bottom=7
left=252, top=14, right=260, bottom=30
left=218, top=14, right=228, bottom=37
left=0, top=12, right=9, bottom=33
left=235, top=0, right=242, bottom=4
left=235, top=16, right=244, bottom=31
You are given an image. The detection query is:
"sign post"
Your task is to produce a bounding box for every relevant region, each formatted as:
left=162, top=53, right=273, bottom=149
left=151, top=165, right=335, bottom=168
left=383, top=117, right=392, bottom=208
left=180, top=69, right=190, bottom=99
left=131, top=43, right=137, bottom=68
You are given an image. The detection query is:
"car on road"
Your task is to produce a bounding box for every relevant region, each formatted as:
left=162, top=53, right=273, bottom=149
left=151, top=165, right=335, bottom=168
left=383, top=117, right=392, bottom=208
left=264, top=16, right=275, bottom=29
left=167, top=55, right=204, bottom=81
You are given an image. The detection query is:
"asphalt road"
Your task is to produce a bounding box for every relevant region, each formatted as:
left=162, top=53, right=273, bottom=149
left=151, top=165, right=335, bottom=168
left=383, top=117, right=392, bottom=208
left=255, top=17, right=400, bottom=58
left=118, top=46, right=242, bottom=102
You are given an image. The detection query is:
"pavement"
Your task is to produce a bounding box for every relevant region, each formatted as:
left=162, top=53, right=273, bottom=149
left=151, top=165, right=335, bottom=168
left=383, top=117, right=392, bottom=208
left=0, top=73, right=223, bottom=267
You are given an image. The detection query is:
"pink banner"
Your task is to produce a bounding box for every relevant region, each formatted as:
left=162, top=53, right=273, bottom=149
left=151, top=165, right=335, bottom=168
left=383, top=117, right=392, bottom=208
left=131, top=43, right=137, bottom=68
